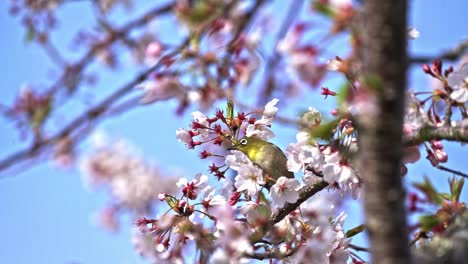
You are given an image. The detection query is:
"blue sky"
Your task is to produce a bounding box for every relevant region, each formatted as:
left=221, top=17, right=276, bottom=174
left=0, top=1, right=467, bottom=263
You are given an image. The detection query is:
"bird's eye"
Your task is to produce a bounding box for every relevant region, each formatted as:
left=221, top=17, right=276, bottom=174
left=240, top=138, right=248, bottom=145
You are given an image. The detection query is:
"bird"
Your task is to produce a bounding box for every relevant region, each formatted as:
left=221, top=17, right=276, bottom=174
left=228, top=136, right=294, bottom=189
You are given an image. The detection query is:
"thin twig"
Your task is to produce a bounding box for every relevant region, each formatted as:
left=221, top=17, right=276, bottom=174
left=0, top=40, right=189, bottom=175
left=444, top=99, right=453, bottom=126
left=436, top=165, right=468, bottom=178
left=257, top=0, right=305, bottom=105
left=410, top=40, right=468, bottom=64
left=409, top=232, right=427, bottom=247
left=349, top=244, right=369, bottom=252
left=244, top=245, right=298, bottom=260
left=41, top=41, right=67, bottom=67
left=50, top=2, right=174, bottom=94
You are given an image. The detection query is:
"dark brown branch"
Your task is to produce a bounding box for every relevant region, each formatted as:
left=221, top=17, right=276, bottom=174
left=244, top=245, right=298, bottom=260
left=435, top=165, right=468, bottom=179
left=349, top=244, right=370, bottom=252
left=270, top=181, right=328, bottom=224
left=404, top=125, right=468, bottom=145
left=410, top=39, right=468, bottom=64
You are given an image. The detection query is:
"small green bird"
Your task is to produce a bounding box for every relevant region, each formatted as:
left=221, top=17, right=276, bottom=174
left=229, top=136, right=294, bottom=188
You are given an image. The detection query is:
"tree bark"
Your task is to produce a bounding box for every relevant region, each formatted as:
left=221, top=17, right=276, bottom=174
left=357, top=1, right=411, bottom=263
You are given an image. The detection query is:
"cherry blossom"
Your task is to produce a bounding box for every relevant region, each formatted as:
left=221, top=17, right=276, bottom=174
left=323, top=150, right=360, bottom=195
left=270, top=176, right=301, bottom=207
left=225, top=150, right=253, bottom=171
left=448, top=63, right=468, bottom=103
left=233, top=162, right=265, bottom=196
left=145, top=41, right=164, bottom=64
left=191, top=111, right=211, bottom=137
left=245, top=98, right=279, bottom=140
left=175, top=128, right=192, bottom=145
left=201, top=186, right=227, bottom=213
left=137, top=77, right=185, bottom=104
left=80, top=139, right=177, bottom=213
left=211, top=205, right=253, bottom=263
left=327, top=57, right=343, bottom=71
left=404, top=91, right=428, bottom=131
left=176, top=173, right=209, bottom=200
left=285, top=132, right=325, bottom=173
left=407, top=27, right=420, bottom=40
left=292, top=212, right=351, bottom=264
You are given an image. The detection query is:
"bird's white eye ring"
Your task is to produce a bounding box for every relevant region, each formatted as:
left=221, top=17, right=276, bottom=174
left=240, top=138, right=248, bottom=145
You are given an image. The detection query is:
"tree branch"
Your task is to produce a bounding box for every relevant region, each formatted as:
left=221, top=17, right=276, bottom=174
left=51, top=2, right=174, bottom=94
left=257, top=0, right=305, bottom=105
left=0, top=39, right=189, bottom=176
left=245, top=246, right=298, bottom=260
left=270, top=181, right=328, bottom=224
left=435, top=165, right=468, bottom=179
left=404, top=125, right=468, bottom=145
left=410, top=39, right=468, bottom=64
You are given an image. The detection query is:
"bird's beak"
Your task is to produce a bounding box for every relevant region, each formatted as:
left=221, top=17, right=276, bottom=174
left=227, top=142, right=238, bottom=151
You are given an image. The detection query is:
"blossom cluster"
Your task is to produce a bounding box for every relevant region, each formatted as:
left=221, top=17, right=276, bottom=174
left=129, top=97, right=366, bottom=263
left=79, top=135, right=178, bottom=231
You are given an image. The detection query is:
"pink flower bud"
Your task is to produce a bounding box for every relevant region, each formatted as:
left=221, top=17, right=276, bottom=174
left=431, top=59, right=442, bottom=76
left=158, top=193, right=167, bottom=201
left=430, top=140, right=443, bottom=150
left=321, top=87, right=336, bottom=99
left=434, top=149, right=448, bottom=163
left=444, top=66, right=454, bottom=77
left=422, top=64, right=436, bottom=77
left=146, top=41, right=163, bottom=58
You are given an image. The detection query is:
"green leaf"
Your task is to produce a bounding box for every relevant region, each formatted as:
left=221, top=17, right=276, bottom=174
left=418, top=214, right=440, bottom=232
left=165, top=196, right=178, bottom=209
left=29, top=97, right=53, bottom=131
left=346, top=224, right=366, bottom=238
left=25, top=26, right=36, bottom=43
left=413, top=176, right=444, bottom=205
left=309, top=119, right=339, bottom=141
left=439, top=193, right=451, bottom=201
left=226, top=99, right=234, bottom=120
left=336, top=82, right=350, bottom=107
left=449, top=177, right=464, bottom=202
left=311, top=0, right=335, bottom=17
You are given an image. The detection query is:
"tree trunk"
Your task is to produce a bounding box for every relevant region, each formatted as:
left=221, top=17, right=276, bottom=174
left=357, top=1, right=411, bottom=263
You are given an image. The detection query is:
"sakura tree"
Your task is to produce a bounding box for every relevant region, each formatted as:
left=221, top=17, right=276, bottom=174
left=2, top=0, right=468, bottom=263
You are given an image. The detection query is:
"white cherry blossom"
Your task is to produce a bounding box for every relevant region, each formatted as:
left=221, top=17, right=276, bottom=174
left=448, top=64, right=468, bottom=103
left=234, top=163, right=265, bottom=196
left=192, top=111, right=211, bottom=137
left=285, top=140, right=325, bottom=173
left=225, top=150, right=253, bottom=171
left=407, top=27, right=420, bottom=40
left=270, top=176, right=301, bottom=207
left=175, top=128, right=192, bottom=145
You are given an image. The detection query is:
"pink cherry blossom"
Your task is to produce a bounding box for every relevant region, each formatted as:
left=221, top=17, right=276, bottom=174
left=270, top=176, right=301, bottom=207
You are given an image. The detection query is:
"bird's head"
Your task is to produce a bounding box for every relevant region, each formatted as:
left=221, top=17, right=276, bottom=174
left=228, top=136, right=265, bottom=157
